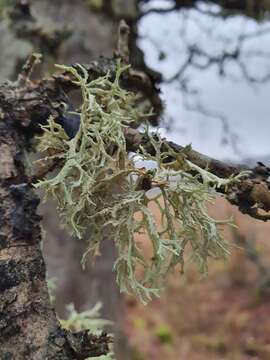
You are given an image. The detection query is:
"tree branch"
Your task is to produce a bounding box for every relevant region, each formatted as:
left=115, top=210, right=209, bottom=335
left=123, top=127, right=270, bottom=221
left=6, top=51, right=269, bottom=223
left=4, top=53, right=270, bottom=223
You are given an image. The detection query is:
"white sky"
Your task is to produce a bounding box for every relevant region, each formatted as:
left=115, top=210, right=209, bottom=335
left=138, top=0, right=270, bottom=163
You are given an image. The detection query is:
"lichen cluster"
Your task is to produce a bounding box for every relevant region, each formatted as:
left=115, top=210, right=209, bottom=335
left=62, top=304, right=115, bottom=360
left=36, top=61, right=245, bottom=303
left=60, top=302, right=112, bottom=336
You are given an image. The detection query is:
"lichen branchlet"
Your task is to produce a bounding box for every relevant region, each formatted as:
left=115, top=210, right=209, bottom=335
left=36, top=61, right=245, bottom=303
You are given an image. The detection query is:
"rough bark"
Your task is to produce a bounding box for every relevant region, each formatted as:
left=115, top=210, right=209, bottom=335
left=0, top=1, right=160, bottom=334
left=0, top=73, right=111, bottom=359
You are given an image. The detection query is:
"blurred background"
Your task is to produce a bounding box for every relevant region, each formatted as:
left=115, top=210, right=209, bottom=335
left=1, top=0, right=270, bottom=359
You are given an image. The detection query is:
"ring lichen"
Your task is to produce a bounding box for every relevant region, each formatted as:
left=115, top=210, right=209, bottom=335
left=35, top=61, right=247, bottom=303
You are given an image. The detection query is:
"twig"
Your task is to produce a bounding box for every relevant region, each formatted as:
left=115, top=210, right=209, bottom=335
left=123, top=127, right=270, bottom=221
left=17, top=52, right=42, bottom=85
left=116, top=19, right=130, bottom=64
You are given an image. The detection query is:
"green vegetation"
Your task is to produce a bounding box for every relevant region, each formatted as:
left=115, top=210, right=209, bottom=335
left=61, top=302, right=114, bottom=360
left=155, top=324, right=173, bottom=344
left=60, top=302, right=112, bottom=335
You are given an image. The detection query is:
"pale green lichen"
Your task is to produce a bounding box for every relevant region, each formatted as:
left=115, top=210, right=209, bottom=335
left=47, top=275, right=114, bottom=359
left=46, top=276, right=57, bottom=304
left=60, top=302, right=112, bottom=335
left=60, top=302, right=114, bottom=360
left=35, top=61, right=248, bottom=303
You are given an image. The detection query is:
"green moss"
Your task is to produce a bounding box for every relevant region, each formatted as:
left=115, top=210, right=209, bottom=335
left=155, top=324, right=173, bottom=344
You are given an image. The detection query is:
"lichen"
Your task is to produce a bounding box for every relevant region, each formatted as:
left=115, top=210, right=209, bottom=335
left=60, top=302, right=112, bottom=335
left=35, top=61, right=248, bottom=303
left=60, top=302, right=114, bottom=360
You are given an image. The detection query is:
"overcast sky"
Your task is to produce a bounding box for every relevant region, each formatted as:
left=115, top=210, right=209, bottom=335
left=138, top=0, right=270, bottom=163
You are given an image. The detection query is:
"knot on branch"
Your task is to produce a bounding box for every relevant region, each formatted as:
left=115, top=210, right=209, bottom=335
left=227, top=162, right=270, bottom=221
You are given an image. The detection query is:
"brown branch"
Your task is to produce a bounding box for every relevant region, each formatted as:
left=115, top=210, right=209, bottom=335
left=123, top=127, right=243, bottom=177
left=123, top=127, right=270, bottom=221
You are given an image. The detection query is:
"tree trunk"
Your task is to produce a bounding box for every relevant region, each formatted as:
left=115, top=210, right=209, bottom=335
left=0, top=74, right=110, bottom=359
left=0, top=2, right=160, bottom=357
